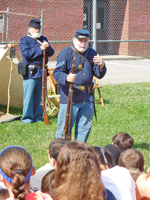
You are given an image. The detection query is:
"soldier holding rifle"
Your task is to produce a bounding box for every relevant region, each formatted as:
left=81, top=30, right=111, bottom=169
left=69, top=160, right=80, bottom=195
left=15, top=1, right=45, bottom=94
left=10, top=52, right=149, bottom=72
left=53, top=29, right=106, bottom=142
left=20, top=19, right=54, bottom=124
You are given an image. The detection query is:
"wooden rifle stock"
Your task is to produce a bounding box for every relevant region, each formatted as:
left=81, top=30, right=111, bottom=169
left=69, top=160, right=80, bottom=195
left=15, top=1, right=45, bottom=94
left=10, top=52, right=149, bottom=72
left=41, top=51, right=50, bottom=125
left=63, top=51, right=77, bottom=141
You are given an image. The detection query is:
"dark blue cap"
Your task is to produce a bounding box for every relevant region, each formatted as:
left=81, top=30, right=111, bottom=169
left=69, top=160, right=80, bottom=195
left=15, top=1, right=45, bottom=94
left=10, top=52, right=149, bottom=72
left=75, top=29, right=90, bottom=38
left=29, top=19, right=41, bottom=28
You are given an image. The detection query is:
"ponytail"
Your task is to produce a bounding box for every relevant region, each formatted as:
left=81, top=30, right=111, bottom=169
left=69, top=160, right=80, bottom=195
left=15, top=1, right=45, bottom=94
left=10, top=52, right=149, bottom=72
left=0, top=146, right=33, bottom=200
left=12, top=171, right=26, bottom=200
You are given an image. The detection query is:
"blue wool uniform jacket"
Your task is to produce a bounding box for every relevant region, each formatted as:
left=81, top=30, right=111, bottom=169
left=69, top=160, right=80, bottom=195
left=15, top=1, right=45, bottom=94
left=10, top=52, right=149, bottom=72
left=53, top=45, right=107, bottom=104
left=20, top=35, right=54, bottom=79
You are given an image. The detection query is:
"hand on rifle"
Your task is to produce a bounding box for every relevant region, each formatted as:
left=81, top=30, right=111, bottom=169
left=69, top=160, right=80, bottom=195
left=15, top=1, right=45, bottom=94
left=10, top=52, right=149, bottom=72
left=66, top=73, right=76, bottom=83
left=40, top=41, right=49, bottom=51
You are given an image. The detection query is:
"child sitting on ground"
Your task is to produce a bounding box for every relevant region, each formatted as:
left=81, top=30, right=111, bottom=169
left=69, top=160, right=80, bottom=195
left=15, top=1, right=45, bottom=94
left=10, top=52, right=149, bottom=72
left=93, top=146, right=136, bottom=200
left=112, top=132, right=134, bottom=152
left=50, top=141, right=110, bottom=200
left=118, top=149, right=145, bottom=172
left=0, top=145, right=52, bottom=200
left=104, top=144, right=121, bottom=165
left=30, top=138, right=67, bottom=191
left=93, top=146, right=114, bottom=170
left=41, top=169, right=55, bottom=195
left=118, top=148, right=150, bottom=200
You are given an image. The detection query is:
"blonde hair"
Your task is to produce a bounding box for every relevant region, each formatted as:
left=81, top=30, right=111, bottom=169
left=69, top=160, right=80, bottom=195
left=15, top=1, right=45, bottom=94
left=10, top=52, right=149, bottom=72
left=51, top=141, right=104, bottom=200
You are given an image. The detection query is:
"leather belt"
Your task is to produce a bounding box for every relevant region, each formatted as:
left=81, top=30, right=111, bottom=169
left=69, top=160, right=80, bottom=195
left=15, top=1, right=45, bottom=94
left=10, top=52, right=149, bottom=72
left=28, top=63, right=42, bottom=71
left=35, top=63, right=42, bottom=69
left=73, top=83, right=94, bottom=93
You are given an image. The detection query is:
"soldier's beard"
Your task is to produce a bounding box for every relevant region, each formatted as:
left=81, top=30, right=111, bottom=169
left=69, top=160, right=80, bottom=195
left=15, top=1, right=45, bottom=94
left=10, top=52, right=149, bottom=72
left=75, top=46, right=87, bottom=53
left=30, top=32, right=41, bottom=38
left=73, top=38, right=88, bottom=53
left=28, top=29, right=41, bottom=38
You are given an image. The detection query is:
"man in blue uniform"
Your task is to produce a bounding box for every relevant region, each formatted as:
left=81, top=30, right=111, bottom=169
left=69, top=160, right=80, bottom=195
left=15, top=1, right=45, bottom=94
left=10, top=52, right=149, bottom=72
left=20, top=19, right=54, bottom=123
left=53, top=29, right=106, bottom=142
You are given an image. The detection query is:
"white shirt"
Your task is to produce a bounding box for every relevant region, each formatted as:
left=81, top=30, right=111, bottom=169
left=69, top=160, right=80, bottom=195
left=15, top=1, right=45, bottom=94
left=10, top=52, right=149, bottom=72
left=101, top=166, right=136, bottom=200
left=30, top=163, right=54, bottom=191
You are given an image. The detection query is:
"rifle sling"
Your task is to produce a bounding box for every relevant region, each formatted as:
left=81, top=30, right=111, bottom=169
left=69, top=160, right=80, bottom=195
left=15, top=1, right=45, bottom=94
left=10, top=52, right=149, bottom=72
left=70, top=46, right=91, bottom=66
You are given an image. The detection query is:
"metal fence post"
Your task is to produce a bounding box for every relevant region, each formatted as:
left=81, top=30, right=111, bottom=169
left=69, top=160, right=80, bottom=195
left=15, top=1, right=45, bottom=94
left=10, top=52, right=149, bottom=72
left=2, top=12, right=5, bottom=42
left=6, top=7, right=9, bottom=42
left=40, top=11, right=44, bottom=35
left=92, top=0, right=97, bottom=51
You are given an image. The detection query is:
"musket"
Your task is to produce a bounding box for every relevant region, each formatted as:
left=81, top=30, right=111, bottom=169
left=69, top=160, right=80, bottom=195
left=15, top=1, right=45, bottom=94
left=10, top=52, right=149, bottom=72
left=41, top=50, right=50, bottom=125
left=63, top=51, right=77, bottom=141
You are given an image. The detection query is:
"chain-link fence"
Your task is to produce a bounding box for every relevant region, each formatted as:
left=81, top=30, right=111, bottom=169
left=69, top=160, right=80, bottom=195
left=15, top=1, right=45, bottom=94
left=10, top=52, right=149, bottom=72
left=0, top=0, right=150, bottom=86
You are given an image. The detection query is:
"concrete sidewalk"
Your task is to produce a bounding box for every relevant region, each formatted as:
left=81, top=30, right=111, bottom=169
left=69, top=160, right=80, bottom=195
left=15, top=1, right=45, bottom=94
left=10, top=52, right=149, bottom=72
left=47, top=56, right=150, bottom=86
left=100, top=57, right=150, bottom=85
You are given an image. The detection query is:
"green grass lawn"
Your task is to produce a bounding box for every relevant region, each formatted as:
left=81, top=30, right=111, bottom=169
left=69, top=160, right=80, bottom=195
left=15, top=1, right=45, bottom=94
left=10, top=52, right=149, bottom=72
left=0, top=82, right=150, bottom=171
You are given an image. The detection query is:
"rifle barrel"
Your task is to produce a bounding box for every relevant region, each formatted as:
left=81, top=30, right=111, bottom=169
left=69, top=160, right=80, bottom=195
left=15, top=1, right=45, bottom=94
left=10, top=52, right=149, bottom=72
left=64, top=51, right=77, bottom=141
left=42, top=50, right=50, bottom=125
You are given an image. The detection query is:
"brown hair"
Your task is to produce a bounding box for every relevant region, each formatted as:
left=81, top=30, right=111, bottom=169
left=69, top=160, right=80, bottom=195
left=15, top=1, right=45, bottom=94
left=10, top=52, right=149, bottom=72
left=127, top=167, right=142, bottom=182
left=0, top=146, right=32, bottom=200
left=93, top=146, right=114, bottom=170
left=49, top=138, right=67, bottom=161
left=51, top=141, right=104, bottom=200
left=0, top=189, right=9, bottom=200
left=41, top=169, right=55, bottom=195
left=118, top=149, right=144, bottom=172
left=112, top=132, right=134, bottom=152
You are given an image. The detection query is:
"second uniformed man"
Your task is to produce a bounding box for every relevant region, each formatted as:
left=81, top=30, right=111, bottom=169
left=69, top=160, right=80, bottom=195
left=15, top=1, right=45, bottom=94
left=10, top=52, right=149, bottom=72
left=53, top=29, right=106, bottom=142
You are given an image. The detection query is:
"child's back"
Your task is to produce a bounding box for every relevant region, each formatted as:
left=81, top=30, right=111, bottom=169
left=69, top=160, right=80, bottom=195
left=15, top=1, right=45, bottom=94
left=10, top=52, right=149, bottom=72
left=0, top=146, right=52, bottom=200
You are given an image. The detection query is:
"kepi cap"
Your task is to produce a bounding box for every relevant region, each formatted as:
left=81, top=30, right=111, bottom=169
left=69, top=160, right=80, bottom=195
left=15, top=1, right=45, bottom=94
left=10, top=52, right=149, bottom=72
left=75, top=29, right=90, bottom=38
left=29, top=19, right=41, bottom=28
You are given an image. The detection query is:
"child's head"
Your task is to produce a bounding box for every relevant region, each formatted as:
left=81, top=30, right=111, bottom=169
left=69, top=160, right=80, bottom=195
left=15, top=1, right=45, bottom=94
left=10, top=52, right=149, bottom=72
left=51, top=141, right=104, bottom=200
left=92, top=146, right=114, bottom=170
left=0, top=146, right=34, bottom=199
left=112, top=132, right=134, bottom=152
left=48, top=138, right=67, bottom=167
left=41, top=169, right=55, bottom=195
left=118, top=149, right=144, bottom=172
left=0, top=188, right=9, bottom=200
left=104, top=144, right=121, bottom=165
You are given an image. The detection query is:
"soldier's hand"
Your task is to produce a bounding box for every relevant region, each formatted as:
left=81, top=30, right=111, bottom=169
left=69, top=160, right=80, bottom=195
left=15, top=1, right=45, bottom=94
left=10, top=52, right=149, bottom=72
left=66, top=73, right=76, bottom=83
left=40, top=41, right=49, bottom=51
left=93, top=54, right=105, bottom=70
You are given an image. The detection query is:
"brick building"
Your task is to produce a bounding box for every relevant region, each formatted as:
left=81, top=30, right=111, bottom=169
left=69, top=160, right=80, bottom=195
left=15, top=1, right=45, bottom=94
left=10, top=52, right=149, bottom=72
left=0, top=0, right=150, bottom=59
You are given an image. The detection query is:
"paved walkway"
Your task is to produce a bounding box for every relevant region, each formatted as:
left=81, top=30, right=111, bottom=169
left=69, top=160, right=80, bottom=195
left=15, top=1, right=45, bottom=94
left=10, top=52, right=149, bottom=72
left=47, top=56, right=150, bottom=86
left=100, top=57, right=150, bottom=85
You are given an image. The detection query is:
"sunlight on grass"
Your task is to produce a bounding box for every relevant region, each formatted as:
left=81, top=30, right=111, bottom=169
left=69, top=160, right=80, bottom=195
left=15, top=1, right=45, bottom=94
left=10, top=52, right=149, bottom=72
left=0, top=82, right=150, bottom=170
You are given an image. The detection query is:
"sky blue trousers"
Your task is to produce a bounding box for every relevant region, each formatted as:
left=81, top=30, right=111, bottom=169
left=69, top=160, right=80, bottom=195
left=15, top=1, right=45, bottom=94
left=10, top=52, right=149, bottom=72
left=22, top=78, right=43, bottom=124
left=56, top=100, right=94, bottom=142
